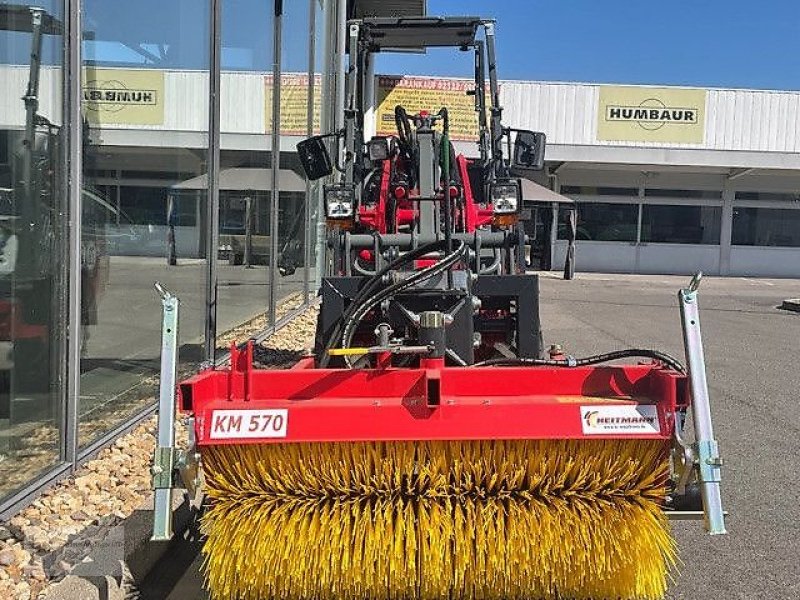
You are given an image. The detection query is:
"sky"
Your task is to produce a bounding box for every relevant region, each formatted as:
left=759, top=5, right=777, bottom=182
left=377, top=0, right=800, bottom=91
left=3, top=0, right=800, bottom=91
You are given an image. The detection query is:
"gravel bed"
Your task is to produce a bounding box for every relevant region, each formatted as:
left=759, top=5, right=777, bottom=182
left=0, top=300, right=319, bottom=599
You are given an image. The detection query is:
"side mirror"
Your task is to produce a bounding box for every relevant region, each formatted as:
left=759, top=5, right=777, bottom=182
left=296, top=135, right=333, bottom=180
left=512, top=130, right=546, bottom=172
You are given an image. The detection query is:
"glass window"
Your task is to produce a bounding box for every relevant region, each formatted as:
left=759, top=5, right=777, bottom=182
left=275, top=1, right=312, bottom=314
left=645, top=189, right=722, bottom=199
left=561, top=186, right=639, bottom=197
left=641, top=205, right=721, bottom=244
left=732, top=207, right=800, bottom=247
left=79, top=0, right=210, bottom=449
left=736, top=192, right=800, bottom=202
left=119, top=186, right=169, bottom=225
left=0, top=0, right=66, bottom=501
left=216, top=4, right=275, bottom=342
left=560, top=202, right=638, bottom=242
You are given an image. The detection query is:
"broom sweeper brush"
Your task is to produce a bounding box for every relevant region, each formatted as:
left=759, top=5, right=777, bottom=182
left=201, top=438, right=676, bottom=600
left=150, top=269, right=724, bottom=600
left=151, top=272, right=726, bottom=600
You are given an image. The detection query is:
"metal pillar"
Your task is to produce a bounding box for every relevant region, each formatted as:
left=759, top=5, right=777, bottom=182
left=204, top=0, right=222, bottom=362
left=719, top=186, right=734, bottom=275
left=315, top=0, right=340, bottom=289
left=64, top=0, right=83, bottom=466
left=268, top=0, right=283, bottom=326
left=21, top=7, right=44, bottom=228
left=303, top=0, right=317, bottom=299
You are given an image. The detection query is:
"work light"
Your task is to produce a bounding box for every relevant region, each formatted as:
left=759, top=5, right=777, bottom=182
left=367, top=137, right=391, bottom=161
left=324, top=184, right=355, bottom=219
left=490, top=179, right=522, bottom=214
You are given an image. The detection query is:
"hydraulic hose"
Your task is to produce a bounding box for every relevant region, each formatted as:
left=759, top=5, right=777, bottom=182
left=319, top=239, right=453, bottom=367
left=439, top=107, right=454, bottom=289
left=341, top=241, right=467, bottom=366
left=473, top=348, right=686, bottom=373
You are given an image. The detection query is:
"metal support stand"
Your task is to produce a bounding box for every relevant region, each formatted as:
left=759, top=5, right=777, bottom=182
left=244, top=196, right=253, bottom=268
left=678, top=273, right=727, bottom=535
left=151, top=283, right=179, bottom=541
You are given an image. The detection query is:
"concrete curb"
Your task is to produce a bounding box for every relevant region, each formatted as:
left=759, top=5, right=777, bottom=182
left=779, top=298, right=800, bottom=313
left=42, top=493, right=199, bottom=600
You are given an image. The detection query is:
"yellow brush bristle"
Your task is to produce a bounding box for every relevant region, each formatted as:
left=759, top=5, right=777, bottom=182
left=200, top=439, right=677, bottom=600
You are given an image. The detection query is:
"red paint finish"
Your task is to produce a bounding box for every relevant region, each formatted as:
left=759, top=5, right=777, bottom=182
left=180, top=343, right=685, bottom=446
left=358, top=159, right=391, bottom=233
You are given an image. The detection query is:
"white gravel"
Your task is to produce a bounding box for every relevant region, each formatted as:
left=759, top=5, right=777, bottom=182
left=0, top=299, right=318, bottom=599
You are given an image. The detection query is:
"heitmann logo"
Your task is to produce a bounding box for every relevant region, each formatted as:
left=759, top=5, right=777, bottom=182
left=581, top=405, right=660, bottom=435
left=605, top=98, right=698, bottom=131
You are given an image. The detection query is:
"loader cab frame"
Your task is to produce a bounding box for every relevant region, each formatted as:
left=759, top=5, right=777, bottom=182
left=298, top=17, right=547, bottom=194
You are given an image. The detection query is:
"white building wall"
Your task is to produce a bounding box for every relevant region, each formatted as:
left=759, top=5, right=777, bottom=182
left=6, top=66, right=800, bottom=157
left=500, top=80, right=800, bottom=154
left=0, top=66, right=63, bottom=128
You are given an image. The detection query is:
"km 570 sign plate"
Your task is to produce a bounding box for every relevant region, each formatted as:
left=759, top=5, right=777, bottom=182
left=209, top=409, right=288, bottom=439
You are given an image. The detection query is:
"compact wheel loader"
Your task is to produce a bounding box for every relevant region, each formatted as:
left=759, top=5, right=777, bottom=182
left=151, top=16, right=726, bottom=600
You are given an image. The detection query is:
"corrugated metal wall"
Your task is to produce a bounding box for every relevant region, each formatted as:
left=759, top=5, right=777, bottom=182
left=500, top=80, right=800, bottom=153
left=4, top=66, right=800, bottom=155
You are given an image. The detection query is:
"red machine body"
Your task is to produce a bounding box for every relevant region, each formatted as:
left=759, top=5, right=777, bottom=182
left=179, top=343, right=688, bottom=447
left=357, top=153, right=494, bottom=238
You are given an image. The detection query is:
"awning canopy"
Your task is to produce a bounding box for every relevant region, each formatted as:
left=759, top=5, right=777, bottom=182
left=0, top=5, right=62, bottom=35
left=172, top=168, right=306, bottom=193
left=520, top=177, right=575, bottom=205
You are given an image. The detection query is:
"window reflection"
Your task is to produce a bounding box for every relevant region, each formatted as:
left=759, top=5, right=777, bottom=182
left=78, top=0, right=210, bottom=449
left=560, top=202, right=638, bottom=242
left=0, top=2, right=65, bottom=501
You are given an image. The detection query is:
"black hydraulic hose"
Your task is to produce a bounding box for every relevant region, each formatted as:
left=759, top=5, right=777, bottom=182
left=438, top=107, right=454, bottom=289
left=340, top=241, right=467, bottom=363
left=438, top=107, right=453, bottom=254
left=394, top=105, right=413, bottom=158
left=473, top=348, right=686, bottom=373
left=319, top=239, right=452, bottom=367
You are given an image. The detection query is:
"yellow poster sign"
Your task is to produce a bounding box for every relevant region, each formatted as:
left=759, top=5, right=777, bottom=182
left=376, top=76, right=482, bottom=141
left=262, top=73, right=481, bottom=139
left=264, top=73, right=321, bottom=135
left=82, top=69, right=164, bottom=126
left=597, top=86, right=706, bottom=144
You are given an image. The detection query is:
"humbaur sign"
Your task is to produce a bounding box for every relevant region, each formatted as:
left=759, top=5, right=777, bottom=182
left=82, top=68, right=165, bottom=126
left=597, top=85, right=707, bottom=143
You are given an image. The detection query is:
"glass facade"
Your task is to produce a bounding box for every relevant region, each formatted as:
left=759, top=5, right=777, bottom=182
left=0, top=0, right=319, bottom=514
left=567, top=202, right=638, bottom=241
left=641, top=205, right=722, bottom=245
left=0, top=0, right=67, bottom=499
left=78, top=0, right=211, bottom=449
left=732, top=207, right=800, bottom=247
left=561, top=196, right=723, bottom=245
left=275, top=0, right=312, bottom=316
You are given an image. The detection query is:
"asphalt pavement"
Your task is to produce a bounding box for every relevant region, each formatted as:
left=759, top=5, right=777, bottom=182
left=80, top=256, right=305, bottom=411
left=139, top=271, right=800, bottom=600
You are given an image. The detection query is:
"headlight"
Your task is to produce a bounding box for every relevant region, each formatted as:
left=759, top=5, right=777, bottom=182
left=490, top=179, right=521, bottom=215
left=367, top=137, right=391, bottom=161
left=324, top=184, right=355, bottom=219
